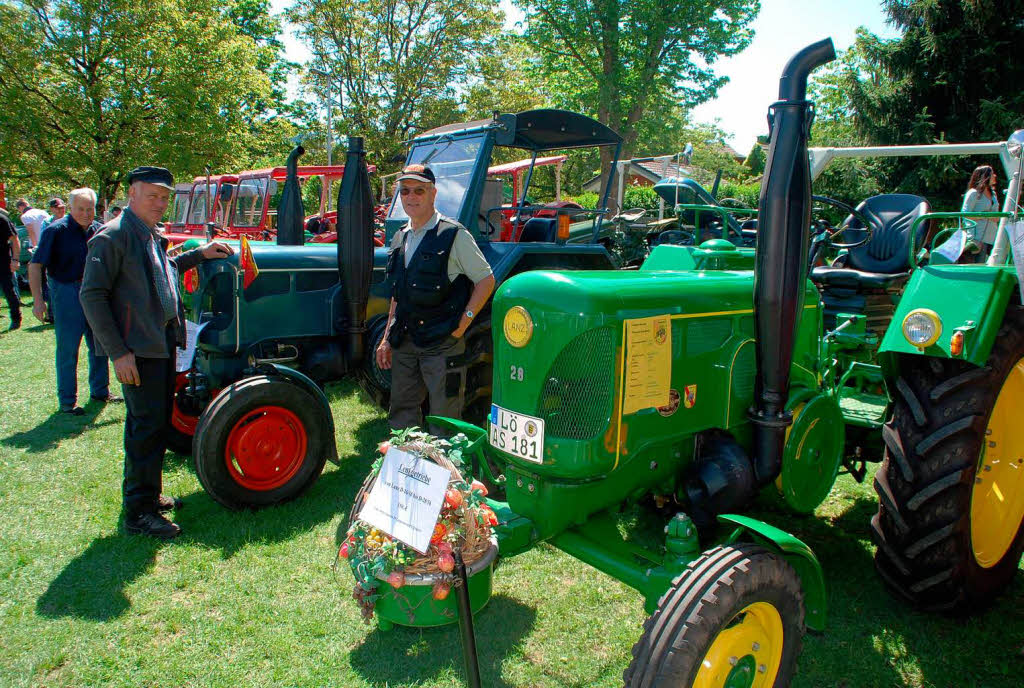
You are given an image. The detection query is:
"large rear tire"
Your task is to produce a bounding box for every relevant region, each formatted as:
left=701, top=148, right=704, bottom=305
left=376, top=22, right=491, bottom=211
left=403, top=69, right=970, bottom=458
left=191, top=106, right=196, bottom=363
left=872, top=306, right=1024, bottom=612
left=460, top=314, right=493, bottom=427
left=358, top=316, right=391, bottom=409
left=193, top=375, right=330, bottom=510
left=624, top=544, right=804, bottom=688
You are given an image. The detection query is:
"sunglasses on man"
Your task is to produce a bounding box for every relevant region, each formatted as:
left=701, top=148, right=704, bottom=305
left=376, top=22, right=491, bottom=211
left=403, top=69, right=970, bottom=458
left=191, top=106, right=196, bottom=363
left=399, top=187, right=428, bottom=197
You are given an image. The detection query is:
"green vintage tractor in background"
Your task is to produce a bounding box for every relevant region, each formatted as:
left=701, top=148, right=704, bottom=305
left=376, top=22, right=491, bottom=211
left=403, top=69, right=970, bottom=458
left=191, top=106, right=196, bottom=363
left=346, top=36, right=1024, bottom=686
left=178, top=110, right=627, bottom=509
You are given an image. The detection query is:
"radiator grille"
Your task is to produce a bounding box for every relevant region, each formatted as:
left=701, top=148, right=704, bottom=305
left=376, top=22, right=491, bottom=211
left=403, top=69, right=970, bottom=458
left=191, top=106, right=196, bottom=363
left=539, top=327, right=616, bottom=440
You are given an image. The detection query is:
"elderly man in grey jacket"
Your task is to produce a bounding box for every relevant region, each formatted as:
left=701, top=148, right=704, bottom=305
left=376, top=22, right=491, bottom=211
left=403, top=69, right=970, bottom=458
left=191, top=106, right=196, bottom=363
left=81, top=167, right=233, bottom=539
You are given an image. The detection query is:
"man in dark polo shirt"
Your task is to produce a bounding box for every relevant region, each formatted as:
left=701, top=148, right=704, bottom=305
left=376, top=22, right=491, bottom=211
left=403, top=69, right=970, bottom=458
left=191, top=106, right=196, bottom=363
left=375, top=164, right=495, bottom=431
left=0, top=205, right=21, bottom=330
left=29, top=188, right=118, bottom=414
left=81, top=166, right=233, bottom=539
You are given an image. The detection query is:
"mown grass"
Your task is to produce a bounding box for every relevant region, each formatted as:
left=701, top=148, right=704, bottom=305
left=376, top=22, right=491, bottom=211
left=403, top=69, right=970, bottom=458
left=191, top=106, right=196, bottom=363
left=0, top=302, right=1021, bottom=687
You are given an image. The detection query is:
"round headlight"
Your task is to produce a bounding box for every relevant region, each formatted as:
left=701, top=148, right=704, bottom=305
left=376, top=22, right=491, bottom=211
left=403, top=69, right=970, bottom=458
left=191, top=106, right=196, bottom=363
left=902, top=309, right=942, bottom=348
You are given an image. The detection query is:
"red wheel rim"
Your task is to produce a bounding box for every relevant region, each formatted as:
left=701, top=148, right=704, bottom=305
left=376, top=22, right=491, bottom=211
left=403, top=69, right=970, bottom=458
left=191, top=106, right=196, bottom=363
left=224, top=406, right=308, bottom=491
left=171, top=373, right=199, bottom=435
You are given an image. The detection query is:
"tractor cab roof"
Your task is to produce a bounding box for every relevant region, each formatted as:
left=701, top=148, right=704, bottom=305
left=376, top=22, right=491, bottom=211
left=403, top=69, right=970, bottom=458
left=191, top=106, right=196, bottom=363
left=417, top=109, right=622, bottom=151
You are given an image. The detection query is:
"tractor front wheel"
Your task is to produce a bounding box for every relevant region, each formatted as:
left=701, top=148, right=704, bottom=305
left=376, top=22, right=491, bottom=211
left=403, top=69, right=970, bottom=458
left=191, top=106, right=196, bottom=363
left=624, top=544, right=804, bottom=688
left=872, top=307, right=1024, bottom=612
left=193, top=375, right=330, bottom=510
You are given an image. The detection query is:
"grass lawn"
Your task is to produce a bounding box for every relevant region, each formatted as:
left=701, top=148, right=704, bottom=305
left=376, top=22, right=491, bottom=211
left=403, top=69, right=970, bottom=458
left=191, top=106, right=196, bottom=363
left=1, top=305, right=1022, bottom=687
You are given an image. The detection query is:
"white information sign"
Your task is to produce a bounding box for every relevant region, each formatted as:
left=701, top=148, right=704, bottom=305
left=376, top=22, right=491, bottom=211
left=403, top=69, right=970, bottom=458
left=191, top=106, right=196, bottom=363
left=358, top=447, right=451, bottom=554
left=175, top=320, right=209, bottom=373
left=933, top=228, right=967, bottom=263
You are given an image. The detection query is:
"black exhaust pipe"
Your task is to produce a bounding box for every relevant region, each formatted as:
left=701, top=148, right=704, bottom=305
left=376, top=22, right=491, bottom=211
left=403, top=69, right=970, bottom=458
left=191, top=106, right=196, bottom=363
left=276, top=145, right=305, bottom=246
left=336, top=136, right=373, bottom=364
left=749, top=38, right=835, bottom=486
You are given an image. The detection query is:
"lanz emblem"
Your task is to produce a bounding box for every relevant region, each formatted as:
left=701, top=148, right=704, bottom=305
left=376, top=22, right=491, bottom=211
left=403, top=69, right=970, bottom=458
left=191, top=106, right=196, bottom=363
left=684, top=384, right=697, bottom=409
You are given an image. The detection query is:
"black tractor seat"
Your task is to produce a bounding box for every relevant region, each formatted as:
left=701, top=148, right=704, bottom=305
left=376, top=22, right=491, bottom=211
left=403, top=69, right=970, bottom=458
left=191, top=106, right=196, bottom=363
left=811, top=193, right=930, bottom=336
left=810, top=193, right=930, bottom=291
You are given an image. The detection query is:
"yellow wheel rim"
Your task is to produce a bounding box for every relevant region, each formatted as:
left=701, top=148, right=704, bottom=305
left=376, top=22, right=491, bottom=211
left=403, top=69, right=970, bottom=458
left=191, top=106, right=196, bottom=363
left=971, top=357, right=1024, bottom=568
left=693, top=601, right=784, bottom=688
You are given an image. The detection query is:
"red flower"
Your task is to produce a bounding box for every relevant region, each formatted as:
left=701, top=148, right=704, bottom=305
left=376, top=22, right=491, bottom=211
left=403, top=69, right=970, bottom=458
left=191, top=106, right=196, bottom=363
left=430, top=522, right=448, bottom=545
left=444, top=488, right=464, bottom=510
left=470, top=480, right=488, bottom=497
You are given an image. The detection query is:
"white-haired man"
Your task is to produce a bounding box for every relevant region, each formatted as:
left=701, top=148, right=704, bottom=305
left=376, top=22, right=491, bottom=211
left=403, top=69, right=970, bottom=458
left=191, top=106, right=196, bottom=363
left=82, top=166, right=233, bottom=539
left=30, top=187, right=117, bottom=414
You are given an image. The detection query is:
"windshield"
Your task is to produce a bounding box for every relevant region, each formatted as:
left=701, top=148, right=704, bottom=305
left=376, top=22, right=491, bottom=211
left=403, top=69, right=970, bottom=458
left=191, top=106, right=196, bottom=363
left=232, top=177, right=269, bottom=228
left=388, top=133, right=486, bottom=223
left=188, top=183, right=216, bottom=225
left=169, top=191, right=190, bottom=225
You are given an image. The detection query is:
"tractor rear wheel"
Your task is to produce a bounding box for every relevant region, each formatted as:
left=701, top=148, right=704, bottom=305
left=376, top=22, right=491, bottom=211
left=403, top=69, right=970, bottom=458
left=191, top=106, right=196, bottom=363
left=358, top=316, right=391, bottom=409
left=624, top=544, right=804, bottom=688
left=872, top=306, right=1024, bottom=612
left=460, top=314, right=493, bottom=427
left=193, top=375, right=330, bottom=510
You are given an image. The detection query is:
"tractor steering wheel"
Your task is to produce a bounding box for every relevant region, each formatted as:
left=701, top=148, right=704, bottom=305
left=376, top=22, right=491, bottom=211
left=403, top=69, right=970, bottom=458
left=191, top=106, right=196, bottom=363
left=810, top=195, right=877, bottom=250
left=478, top=212, right=502, bottom=237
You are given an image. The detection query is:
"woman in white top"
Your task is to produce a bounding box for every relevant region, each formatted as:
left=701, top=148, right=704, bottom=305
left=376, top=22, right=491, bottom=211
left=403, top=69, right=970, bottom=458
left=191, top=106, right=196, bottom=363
left=960, top=165, right=1000, bottom=261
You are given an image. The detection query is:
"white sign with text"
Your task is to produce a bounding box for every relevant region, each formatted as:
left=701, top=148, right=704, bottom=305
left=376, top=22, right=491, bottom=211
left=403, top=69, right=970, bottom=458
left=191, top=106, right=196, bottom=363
left=358, top=447, right=450, bottom=554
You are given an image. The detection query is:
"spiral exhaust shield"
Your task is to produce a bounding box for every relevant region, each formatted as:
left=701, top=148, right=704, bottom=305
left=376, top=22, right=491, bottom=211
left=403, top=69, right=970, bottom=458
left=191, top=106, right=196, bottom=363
left=276, top=145, right=306, bottom=246
left=336, top=136, right=374, bottom=363
left=749, top=38, right=835, bottom=486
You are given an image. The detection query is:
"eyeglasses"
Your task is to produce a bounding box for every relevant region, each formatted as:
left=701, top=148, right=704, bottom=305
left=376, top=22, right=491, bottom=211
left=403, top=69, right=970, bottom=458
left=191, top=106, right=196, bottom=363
left=399, top=187, right=427, bottom=197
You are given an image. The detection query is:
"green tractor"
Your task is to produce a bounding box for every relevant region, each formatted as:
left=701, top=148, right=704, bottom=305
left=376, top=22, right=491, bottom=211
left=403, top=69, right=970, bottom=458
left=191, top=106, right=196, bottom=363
left=178, top=110, right=626, bottom=509
left=349, top=36, right=1024, bottom=685
left=357, top=38, right=843, bottom=684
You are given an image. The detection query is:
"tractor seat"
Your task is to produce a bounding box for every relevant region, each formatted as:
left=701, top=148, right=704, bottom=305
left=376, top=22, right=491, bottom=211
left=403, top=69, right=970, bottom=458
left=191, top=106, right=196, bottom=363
left=518, top=217, right=557, bottom=242
left=811, top=194, right=930, bottom=290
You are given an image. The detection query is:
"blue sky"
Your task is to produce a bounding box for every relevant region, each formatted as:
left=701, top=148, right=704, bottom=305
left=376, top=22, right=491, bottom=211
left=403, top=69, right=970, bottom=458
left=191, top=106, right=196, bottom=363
left=273, top=0, right=899, bottom=153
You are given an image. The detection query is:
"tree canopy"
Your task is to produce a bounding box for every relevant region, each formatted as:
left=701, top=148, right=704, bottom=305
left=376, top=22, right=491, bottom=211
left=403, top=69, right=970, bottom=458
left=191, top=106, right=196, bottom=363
left=822, top=0, right=1024, bottom=206
left=517, top=0, right=758, bottom=157
left=0, top=0, right=292, bottom=203
left=289, top=0, right=503, bottom=167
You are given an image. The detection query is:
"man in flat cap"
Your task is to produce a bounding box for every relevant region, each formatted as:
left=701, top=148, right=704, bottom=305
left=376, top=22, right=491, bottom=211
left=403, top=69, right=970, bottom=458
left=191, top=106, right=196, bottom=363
left=30, top=187, right=115, bottom=413
left=81, top=166, right=234, bottom=539
left=375, top=164, right=495, bottom=432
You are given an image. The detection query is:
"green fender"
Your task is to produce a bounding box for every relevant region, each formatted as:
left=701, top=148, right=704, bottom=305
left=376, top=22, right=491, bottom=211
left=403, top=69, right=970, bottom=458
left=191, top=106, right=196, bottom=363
left=425, top=416, right=507, bottom=485
left=257, top=362, right=339, bottom=464
left=878, top=265, right=1018, bottom=368
left=718, top=514, right=826, bottom=632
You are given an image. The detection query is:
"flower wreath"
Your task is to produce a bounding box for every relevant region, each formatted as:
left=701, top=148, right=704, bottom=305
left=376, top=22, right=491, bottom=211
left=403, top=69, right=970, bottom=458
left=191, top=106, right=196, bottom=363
left=337, top=428, right=498, bottom=622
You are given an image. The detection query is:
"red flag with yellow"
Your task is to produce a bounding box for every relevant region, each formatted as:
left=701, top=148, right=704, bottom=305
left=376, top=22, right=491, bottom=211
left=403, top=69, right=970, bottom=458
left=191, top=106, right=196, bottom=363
left=240, top=236, right=260, bottom=289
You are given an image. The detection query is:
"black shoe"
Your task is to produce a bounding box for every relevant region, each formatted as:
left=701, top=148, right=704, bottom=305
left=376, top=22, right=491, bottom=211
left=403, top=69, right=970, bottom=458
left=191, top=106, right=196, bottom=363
left=8, top=321, right=20, bottom=331
left=90, top=394, right=124, bottom=403
left=124, top=512, right=182, bottom=539
left=157, top=495, right=183, bottom=513
left=59, top=405, right=85, bottom=416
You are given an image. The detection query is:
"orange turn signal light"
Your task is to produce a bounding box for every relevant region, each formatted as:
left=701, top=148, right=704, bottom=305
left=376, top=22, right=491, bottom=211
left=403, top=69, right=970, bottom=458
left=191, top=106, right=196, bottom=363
left=950, top=330, right=965, bottom=357
left=557, top=214, right=571, bottom=241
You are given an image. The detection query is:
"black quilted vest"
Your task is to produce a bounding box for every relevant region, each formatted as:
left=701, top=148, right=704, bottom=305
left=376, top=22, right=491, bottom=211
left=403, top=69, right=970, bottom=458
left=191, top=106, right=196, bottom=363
left=387, top=220, right=472, bottom=347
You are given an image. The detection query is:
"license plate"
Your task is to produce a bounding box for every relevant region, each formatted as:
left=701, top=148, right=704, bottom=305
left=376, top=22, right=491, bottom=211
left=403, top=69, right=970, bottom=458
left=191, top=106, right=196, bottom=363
left=489, top=404, right=544, bottom=464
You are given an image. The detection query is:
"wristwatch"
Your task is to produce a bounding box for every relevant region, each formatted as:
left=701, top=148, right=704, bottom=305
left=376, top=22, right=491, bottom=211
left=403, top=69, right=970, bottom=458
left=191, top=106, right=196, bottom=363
left=464, top=310, right=475, bottom=320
